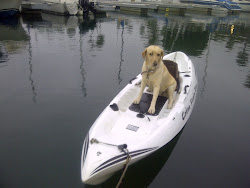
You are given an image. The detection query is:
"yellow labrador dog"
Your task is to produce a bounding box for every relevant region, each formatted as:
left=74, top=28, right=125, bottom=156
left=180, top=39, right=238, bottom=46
left=134, top=45, right=177, bottom=114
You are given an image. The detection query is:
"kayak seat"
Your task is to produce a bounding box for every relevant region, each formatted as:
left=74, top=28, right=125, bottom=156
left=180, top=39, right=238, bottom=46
left=129, top=93, right=167, bottom=116
left=162, top=60, right=180, bottom=92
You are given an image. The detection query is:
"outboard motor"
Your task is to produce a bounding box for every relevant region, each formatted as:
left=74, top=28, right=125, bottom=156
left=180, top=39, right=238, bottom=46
left=79, top=0, right=96, bottom=19
left=89, top=2, right=96, bottom=15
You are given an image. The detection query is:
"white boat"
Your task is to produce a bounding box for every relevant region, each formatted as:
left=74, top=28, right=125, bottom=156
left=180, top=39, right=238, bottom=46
left=181, top=0, right=241, bottom=11
left=232, top=0, right=250, bottom=12
left=0, top=0, right=22, bottom=17
left=81, top=51, right=198, bottom=185
left=22, top=0, right=78, bottom=15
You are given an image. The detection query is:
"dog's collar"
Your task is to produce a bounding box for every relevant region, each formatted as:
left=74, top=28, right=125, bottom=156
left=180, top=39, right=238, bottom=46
left=141, top=63, right=160, bottom=75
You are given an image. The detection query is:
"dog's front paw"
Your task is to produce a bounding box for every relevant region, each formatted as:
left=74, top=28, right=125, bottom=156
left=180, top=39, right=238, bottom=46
left=167, top=102, right=173, bottom=109
left=148, top=106, right=155, bottom=114
left=167, top=100, right=173, bottom=109
left=167, top=104, right=172, bottom=109
left=133, top=98, right=140, bottom=104
left=147, top=88, right=152, bottom=92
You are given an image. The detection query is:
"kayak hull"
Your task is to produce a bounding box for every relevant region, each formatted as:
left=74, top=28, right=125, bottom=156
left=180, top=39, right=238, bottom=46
left=81, top=51, right=198, bottom=185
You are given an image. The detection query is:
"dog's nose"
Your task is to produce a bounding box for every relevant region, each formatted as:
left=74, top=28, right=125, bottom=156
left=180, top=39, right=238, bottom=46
left=153, top=62, right=158, bottom=66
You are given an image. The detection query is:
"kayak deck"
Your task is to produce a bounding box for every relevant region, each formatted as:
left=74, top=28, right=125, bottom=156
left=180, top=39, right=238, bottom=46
left=97, top=87, right=179, bottom=145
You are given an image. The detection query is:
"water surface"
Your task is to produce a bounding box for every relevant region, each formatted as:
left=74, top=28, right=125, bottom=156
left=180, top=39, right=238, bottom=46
left=0, top=12, right=249, bottom=188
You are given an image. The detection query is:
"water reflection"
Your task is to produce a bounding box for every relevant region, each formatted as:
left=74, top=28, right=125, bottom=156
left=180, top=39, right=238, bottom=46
left=79, top=19, right=97, bottom=35
left=244, top=74, right=250, bottom=88
left=105, top=12, right=249, bottom=90
left=20, top=12, right=250, bottom=96
left=200, top=33, right=211, bottom=97
left=0, top=18, right=17, bottom=64
left=23, top=15, right=47, bottom=104
left=118, top=18, right=125, bottom=84
left=82, top=21, right=106, bottom=54
left=27, top=26, right=37, bottom=103
left=1, top=11, right=249, bottom=101
left=0, top=17, right=29, bottom=65
left=136, top=14, right=210, bottom=56
left=79, top=29, right=88, bottom=97
left=0, top=45, right=8, bottom=65
left=1, top=11, right=250, bottom=188
left=236, top=42, right=249, bottom=67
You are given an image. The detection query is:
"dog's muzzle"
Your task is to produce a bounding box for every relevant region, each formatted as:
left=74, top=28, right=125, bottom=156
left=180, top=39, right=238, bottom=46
left=141, top=62, right=160, bottom=75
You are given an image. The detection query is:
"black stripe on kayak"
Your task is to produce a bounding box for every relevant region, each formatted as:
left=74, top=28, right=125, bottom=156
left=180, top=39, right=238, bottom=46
left=90, top=147, right=158, bottom=176
left=92, top=148, right=154, bottom=173
left=82, top=134, right=89, bottom=166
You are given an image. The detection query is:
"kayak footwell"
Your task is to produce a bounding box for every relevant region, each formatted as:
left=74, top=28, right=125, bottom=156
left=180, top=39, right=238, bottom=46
left=129, top=93, right=168, bottom=116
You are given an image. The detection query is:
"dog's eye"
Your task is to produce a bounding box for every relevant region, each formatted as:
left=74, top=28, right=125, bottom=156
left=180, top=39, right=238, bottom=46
left=149, top=52, right=153, bottom=56
left=157, top=53, right=161, bottom=56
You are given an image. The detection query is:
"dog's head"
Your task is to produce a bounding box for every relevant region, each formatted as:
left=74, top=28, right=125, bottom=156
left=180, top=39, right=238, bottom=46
left=142, top=45, right=164, bottom=70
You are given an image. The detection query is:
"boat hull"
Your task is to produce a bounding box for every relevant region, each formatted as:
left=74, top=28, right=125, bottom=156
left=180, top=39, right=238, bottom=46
left=81, top=52, right=198, bottom=185
left=182, top=0, right=241, bottom=11
left=22, top=0, right=78, bottom=15
left=0, top=0, right=22, bottom=17
left=233, top=0, right=250, bottom=12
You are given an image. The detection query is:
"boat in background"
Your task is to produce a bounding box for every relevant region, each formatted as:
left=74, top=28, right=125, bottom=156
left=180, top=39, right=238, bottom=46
left=232, top=0, right=250, bottom=12
left=181, top=0, right=241, bottom=11
left=22, top=0, right=79, bottom=15
left=0, top=0, right=22, bottom=17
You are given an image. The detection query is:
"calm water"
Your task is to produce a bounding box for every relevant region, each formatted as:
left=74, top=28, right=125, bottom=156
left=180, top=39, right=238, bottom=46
left=0, top=11, right=249, bottom=188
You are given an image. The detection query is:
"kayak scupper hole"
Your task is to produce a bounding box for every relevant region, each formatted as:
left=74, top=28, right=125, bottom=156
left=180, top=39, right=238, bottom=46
left=137, top=113, right=145, bottom=118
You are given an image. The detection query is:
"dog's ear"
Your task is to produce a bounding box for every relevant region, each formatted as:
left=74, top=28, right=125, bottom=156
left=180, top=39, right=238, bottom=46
left=142, top=48, right=147, bottom=59
left=161, top=49, right=164, bottom=59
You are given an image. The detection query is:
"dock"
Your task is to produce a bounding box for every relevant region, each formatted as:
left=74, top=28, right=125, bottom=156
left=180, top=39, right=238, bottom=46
left=20, top=0, right=241, bottom=17
left=95, top=1, right=240, bottom=16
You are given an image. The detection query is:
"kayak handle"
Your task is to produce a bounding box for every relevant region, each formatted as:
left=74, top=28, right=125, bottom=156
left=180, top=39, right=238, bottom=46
left=118, top=144, right=127, bottom=150
left=110, top=103, right=119, bottom=111
left=184, top=85, right=189, bottom=94
left=137, top=112, right=150, bottom=121
left=129, top=76, right=137, bottom=84
left=91, top=138, right=127, bottom=151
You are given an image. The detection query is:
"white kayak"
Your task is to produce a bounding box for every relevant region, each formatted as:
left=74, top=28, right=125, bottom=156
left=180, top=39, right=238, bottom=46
left=81, top=51, right=198, bottom=185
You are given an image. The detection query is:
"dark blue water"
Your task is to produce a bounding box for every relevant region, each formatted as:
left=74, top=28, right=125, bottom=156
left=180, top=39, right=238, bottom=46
left=0, top=12, right=249, bottom=188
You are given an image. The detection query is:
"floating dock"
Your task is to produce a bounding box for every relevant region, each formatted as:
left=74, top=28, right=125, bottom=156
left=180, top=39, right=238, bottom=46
left=21, top=1, right=241, bottom=17
left=97, top=1, right=240, bottom=16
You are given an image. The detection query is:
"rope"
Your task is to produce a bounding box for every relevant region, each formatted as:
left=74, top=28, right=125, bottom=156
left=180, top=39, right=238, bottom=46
left=90, top=138, right=131, bottom=188
left=116, top=148, right=131, bottom=188
left=141, top=63, right=160, bottom=76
